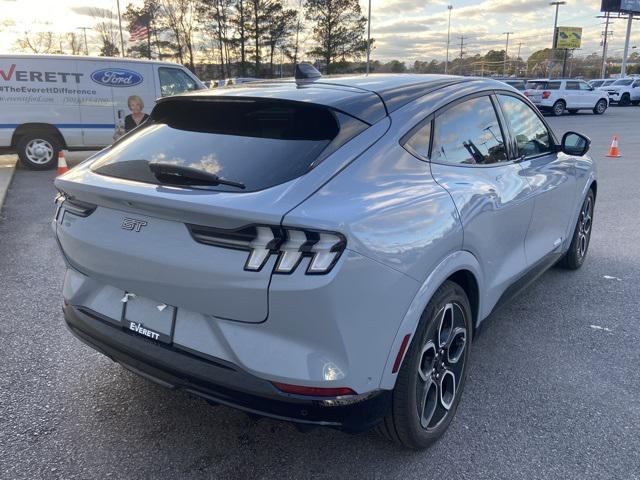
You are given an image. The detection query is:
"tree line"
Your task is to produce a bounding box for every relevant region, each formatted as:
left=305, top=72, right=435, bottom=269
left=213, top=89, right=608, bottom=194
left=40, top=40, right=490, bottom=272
left=121, top=0, right=369, bottom=79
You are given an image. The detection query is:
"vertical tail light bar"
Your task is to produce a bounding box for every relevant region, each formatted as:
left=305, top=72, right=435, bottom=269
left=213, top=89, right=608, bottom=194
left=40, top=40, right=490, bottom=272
left=187, top=224, right=346, bottom=275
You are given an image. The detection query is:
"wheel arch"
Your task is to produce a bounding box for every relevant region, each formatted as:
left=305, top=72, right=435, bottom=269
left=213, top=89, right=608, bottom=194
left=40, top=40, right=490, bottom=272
left=378, top=251, right=484, bottom=390
left=11, top=123, right=67, bottom=149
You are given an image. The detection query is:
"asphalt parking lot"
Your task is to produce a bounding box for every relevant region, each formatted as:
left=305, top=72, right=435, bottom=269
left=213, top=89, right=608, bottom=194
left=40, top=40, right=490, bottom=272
left=1, top=107, right=640, bottom=480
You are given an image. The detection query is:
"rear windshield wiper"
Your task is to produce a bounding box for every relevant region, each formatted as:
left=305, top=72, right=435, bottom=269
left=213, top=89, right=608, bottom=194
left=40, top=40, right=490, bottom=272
left=148, top=162, right=246, bottom=190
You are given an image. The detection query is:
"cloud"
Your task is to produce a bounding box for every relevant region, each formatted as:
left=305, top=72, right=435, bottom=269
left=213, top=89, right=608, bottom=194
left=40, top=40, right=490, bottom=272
left=375, top=18, right=441, bottom=34
left=70, top=6, right=113, bottom=19
left=376, top=0, right=445, bottom=15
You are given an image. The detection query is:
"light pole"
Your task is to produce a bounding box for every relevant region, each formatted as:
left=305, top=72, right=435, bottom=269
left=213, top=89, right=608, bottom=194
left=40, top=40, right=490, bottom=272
left=503, top=32, right=513, bottom=76
left=548, top=1, right=566, bottom=77
left=445, top=5, right=453, bottom=74
left=116, top=0, right=125, bottom=57
left=621, top=13, right=635, bottom=77
left=365, top=0, right=372, bottom=75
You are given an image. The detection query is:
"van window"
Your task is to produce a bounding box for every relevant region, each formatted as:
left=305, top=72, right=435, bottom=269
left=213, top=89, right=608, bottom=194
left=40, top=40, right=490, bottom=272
left=90, top=99, right=363, bottom=192
left=159, top=67, right=199, bottom=97
left=431, top=96, right=507, bottom=166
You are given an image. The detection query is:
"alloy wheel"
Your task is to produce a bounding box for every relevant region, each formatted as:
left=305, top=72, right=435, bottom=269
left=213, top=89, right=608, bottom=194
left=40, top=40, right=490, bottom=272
left=416, top=303, right=468, bottom=430
left=577, top=196, right=593, bottom=259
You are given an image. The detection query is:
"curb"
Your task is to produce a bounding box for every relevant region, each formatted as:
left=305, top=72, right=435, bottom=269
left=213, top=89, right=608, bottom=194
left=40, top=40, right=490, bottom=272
left=0, top=156, right=17, bottom=216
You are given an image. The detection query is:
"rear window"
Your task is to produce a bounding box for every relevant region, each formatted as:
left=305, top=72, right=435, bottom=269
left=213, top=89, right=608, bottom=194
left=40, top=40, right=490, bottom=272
left=91, top=99, right=362, bottom=192
left=526, top=81, right=560, bottom=90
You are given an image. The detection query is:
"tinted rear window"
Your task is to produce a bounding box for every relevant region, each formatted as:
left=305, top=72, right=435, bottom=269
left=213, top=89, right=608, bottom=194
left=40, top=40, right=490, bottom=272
left=526, top=81, right=560, bottom=90
left=91, top=99, right=356, bottom=192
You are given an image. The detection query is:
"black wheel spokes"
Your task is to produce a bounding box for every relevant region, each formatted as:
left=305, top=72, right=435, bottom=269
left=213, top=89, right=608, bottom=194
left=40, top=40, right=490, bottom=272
left=416, top=303, right=468, bottom=430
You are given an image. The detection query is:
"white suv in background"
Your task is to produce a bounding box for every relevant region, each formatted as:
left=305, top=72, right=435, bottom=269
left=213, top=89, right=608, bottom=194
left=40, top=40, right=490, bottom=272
left=524, top=79, right=609, bottom=116
left=601, top=78, right=640, bottom=106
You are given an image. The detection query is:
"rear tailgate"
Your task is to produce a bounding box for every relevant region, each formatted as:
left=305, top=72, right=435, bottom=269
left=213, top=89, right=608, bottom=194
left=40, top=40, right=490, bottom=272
left=55, top=94, right=387, bottom=323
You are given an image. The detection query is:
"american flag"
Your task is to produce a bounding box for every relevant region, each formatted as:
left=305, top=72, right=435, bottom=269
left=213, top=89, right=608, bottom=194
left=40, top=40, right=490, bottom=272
left=129, top=21, right=150, bottom=42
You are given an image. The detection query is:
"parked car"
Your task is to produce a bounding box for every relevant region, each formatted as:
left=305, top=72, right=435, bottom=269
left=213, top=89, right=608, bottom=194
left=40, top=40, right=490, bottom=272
left=524, top=78, right=609, bottom=116
left=496, top=78, right=527, bottom=90
left=54, top=73, right=597, bottom=450
left=588, top=79, right=614, bottom=88
left=601, top=77, right=640, bottom=106
left=0, top=54, right=205, bottom=169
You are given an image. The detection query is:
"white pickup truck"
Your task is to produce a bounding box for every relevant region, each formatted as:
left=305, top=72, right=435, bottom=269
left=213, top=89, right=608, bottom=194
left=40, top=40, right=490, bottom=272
left=601, top=78, right=640, bottom=106
left=0, top=55, right=205, bottom=169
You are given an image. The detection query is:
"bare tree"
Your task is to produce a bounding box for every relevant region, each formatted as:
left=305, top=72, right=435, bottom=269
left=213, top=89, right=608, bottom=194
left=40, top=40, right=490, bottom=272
left=160, top=0, right=198, bottom=71
left=67, top=33, right=83, bottom=55
left=15, top=31, right=54, bottom=53
left=91, top=8, right=121, bottom=57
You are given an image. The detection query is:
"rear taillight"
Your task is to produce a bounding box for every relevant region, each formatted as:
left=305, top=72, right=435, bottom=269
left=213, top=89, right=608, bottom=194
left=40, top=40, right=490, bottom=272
left=542, top=91, right=551, bottom=99
left=187, top=224, right=346, bottom=275
left=54, top=192, right=96, bottom=219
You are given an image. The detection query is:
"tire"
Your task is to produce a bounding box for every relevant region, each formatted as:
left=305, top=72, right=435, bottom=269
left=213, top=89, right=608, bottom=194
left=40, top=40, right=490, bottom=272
left=593, top=99, right=607, bottom=115
left=16, top=132, right=60, bottom=170
left=619, top=94, right=631, bottom=107
left=552, top=100, right=566, bottom=116
left=375, top=281, right=472, bottom=450
left=568, top=109, right=578, bottom=114
left=558, top=190, right=595, bottom=270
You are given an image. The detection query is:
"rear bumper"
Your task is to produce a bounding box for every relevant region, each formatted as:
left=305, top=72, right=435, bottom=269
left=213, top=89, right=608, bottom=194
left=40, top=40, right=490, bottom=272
left=63, top=303, right=391, bottom=433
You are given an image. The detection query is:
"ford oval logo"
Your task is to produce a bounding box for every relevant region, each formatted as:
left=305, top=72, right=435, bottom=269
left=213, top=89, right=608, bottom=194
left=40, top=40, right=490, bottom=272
left=90, top=68, right=143, bottom=87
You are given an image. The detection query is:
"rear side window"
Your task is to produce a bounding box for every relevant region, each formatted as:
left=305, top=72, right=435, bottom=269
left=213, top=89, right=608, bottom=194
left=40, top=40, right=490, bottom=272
left=566, top=81, right=580, bottom=90
left=498, top=95, right=551, bottom=158
left=548, top=82, right=561, bottom=90
left=159, top=67, right=200, bottom=97
left=431, top=96, right=507, bottom=166
left=91, top=100, right=360, bottom=192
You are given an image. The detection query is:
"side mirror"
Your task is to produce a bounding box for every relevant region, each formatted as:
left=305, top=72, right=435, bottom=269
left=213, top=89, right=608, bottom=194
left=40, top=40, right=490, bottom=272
left=561, top=132, right=591, bottom=156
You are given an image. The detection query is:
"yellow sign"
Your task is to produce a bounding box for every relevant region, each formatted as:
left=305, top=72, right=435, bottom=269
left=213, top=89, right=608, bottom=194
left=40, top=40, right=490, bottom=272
left=556, top=27, right=583, bottom=49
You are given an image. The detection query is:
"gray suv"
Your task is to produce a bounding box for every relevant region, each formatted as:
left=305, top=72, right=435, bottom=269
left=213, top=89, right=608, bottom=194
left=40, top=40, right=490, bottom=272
left=54, top=74, right=596, bottom=450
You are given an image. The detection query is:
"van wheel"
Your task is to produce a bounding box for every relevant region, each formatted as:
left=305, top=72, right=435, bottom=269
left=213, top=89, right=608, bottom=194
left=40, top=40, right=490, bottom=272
left=593, top=99, right=608, bottom=115
left=17, top=133, right=60, bottom=170
left=375, top=281, right=472, bottom=450
left=552, top=100, right=566, bottom=116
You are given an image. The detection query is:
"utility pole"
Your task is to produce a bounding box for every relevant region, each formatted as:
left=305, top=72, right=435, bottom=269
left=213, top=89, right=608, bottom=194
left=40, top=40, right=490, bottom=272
left=445, top=5, right=453, bottom=74
left=517, top=42, right=523, bottom=76
left=548, top=2, right=566, bottom=77
left=458, top=36, right=466, bottom=75
left=77, top=27, right=90, bottom=55
left=601, top=12, right=612, bottom=79
left=116, top=0, right=125, bottom=57
left=365, top=0, right=372, bottom=74
left=621, top=13, right=635, bottom=77
left=503, top=32, right=513, bottom=76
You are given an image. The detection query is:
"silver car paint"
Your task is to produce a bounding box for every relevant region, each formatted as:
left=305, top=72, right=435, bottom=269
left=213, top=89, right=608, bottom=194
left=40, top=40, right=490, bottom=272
left=55, top=76, right=597, bottom=395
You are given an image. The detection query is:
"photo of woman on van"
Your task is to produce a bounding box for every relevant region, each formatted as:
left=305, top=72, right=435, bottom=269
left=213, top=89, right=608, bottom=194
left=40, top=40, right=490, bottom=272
left=124, top=95, right=149, bottom=133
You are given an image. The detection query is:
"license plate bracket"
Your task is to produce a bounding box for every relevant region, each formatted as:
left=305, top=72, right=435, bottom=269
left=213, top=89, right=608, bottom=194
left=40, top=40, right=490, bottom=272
left=123, top=294, right=175, bottom=344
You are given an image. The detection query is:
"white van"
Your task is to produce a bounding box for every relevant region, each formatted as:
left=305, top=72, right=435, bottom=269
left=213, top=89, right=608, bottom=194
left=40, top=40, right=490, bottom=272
left=0, top=54, right=205, bottom=169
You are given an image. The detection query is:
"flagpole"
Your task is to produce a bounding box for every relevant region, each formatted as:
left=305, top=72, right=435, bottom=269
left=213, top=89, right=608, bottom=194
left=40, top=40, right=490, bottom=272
left=116, top=0, right=125, bottom=57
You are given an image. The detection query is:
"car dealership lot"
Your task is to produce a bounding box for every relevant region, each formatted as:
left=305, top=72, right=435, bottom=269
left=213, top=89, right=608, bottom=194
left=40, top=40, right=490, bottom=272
left=1, top=108, right=640, bottom=479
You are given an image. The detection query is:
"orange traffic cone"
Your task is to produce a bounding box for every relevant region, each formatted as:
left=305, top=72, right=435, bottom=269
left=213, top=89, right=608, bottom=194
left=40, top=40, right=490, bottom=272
left=606, top=136, right=621, bottom=158
left=57, top=150, right=69, bottom=176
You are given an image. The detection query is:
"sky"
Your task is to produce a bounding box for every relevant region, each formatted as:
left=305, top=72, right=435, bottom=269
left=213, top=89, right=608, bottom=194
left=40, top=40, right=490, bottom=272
left=0, top=0, right=638, bottom=64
